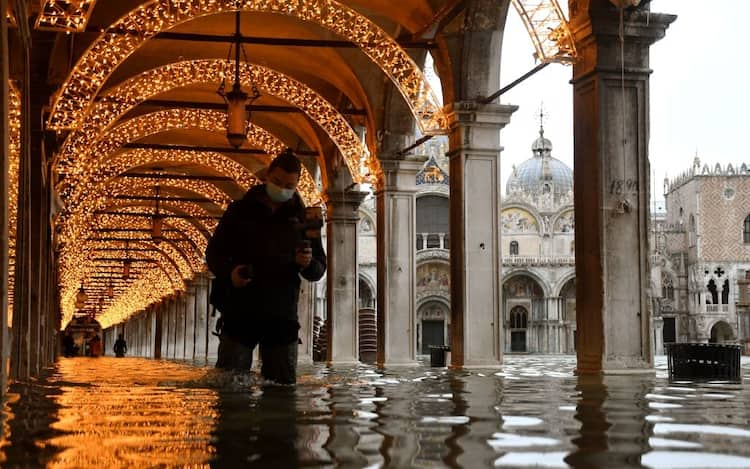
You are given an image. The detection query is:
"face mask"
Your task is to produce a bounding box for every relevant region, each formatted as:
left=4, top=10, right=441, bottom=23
left=266, top=181, right=295, bottom=203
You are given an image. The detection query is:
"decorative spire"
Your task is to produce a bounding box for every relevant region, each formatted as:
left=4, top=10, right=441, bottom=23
left=531, top=103, right=553, bottom=158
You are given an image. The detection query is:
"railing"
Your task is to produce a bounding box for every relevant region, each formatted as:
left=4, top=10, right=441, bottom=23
left=417, top=232, right=449, bottom=251
left=706, top=304, right=730, bottom=313
left=503, top=256, right=576, bottom=267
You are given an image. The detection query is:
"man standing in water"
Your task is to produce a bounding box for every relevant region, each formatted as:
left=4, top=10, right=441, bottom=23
left=206, top=149, right=326, bottom=384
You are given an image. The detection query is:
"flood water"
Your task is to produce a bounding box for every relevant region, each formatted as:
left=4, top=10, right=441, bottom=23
left=1, top=355, right=749, bottom=468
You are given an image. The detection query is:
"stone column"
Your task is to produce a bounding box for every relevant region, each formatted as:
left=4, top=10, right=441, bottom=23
left=193, top=274, right=210, bottom=363
left=375, top=159, right=421, bottom=367
left=205, top=277, right=220, bottom=363
left=325, top=188, right=367, bottom=365
left=447, top=102, right=516, bottom=367
left=184, top=283, right=197, bottom=361
left=569, top=2, right=675, bottom=373
left=174, top=293, right=186, bottom=360
left=297, top=279, right=315, bottom=364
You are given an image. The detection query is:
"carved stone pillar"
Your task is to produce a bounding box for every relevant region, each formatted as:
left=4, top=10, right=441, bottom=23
left=570, top=2, right=675, bottom=372
left=447, top=102, right=517, bottom=367
left=325, top=189, right=367, bottom=365
left=375, top=159, right=421, bottom=366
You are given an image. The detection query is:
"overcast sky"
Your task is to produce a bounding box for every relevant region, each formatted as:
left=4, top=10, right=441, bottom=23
left=495, top=0, right=748, bottom=203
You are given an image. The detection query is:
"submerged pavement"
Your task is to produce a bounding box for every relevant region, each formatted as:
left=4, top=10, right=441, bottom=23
left=1, top=355, right=749, bottom=468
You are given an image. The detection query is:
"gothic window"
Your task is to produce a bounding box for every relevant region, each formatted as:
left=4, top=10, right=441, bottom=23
left=721, top=279, right=730, bottom=305
left=707, top=279, right=718, bottom=305
left=510, top=241, right=519, bottom=256
left=510, top=306, right=528, bottom=329
left=662, top=275, right=675, bottom=300
left=744, top=214, right=750, bottom=244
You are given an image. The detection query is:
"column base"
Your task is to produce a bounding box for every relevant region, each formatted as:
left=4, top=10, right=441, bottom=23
left=602, top=368, right=656, bottom=376
left=327, top=360, right=361, bottom=367
left=456, top=360, right=503, bottom=369
left=377, top=360, right=420, bottom=368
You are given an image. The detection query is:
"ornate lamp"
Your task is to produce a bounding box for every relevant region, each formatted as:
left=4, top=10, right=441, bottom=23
left=218, top=10, right=260, bottom=148
left=75, top=283, right=88, bottom=309
left=123, top=240, right=132, bottom=280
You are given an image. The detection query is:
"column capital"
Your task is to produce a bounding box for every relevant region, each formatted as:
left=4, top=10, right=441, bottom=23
left=446, top=101, right=518, bottom=129
left=375, top=159, right=422, bottom=194
left=324, top=189, right=368, bottom=223
left=571, top=8, right=676, bottom=80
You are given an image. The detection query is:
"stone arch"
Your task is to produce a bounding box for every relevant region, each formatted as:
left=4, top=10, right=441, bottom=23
left=61, top=109, right=319, bottom=206
left=552, top=208, right=575, bottom=233
left=47, top=0, right=447, bottom=136
left=416, top=296, right=450, bottom=355
left=53, top=60, right=375, bottom=190
left=501, top=206, right=542, bottom=235
left=358, top=206, right=376, bottom=236
left=358, top=274, right=376, bottom=309
left=709, top=320, right=735, bottom=344
left=503, top=270, right=550, bottom=298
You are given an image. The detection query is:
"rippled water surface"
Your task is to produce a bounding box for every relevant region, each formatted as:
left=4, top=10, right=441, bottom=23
left=1, top=355, right=749, bottom=468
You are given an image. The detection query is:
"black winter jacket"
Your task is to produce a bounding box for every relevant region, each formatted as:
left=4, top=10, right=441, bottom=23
left=205, top=185, right=326, bottom=345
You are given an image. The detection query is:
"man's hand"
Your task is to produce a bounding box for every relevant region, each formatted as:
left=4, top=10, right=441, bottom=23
left=230, top=265, right=252, bottom=288
left=295, top=247, right=312, bottom=269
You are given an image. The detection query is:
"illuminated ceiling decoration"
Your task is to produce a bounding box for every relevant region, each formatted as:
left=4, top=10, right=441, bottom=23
left=35, top=0, right=97, bottom=32
left=7, top=81, right=20, bottom=325
left=59, top=109, right=320, bottom=207
left=46, top=0, right=448, bottom=137
left=53, top=60, right=375, bottom=185
left=61, top=175, right=227, bottom=244
left=511, top=0, right=577, bottom=64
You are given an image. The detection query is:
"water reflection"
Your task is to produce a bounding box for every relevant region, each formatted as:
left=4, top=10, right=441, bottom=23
left=0, top=356, right=748, bottom=468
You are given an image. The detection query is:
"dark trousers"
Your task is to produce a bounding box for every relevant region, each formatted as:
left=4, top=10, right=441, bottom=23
left=216, top=334, right=298, bottom=384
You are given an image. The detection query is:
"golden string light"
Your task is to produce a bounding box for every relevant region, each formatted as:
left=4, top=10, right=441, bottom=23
left=59, top=109, right=320, bottom=206
left=7, top=81, right=20, bottom=325
left=58, top=208, right=212, bottom=327
left=511, top=0, right=577, bottom=63
left=60, top=174, right=226, bottom=245
left=46, top=0, right=447, bottom=137
left=54, top=60, right=374, bottom=185
left=34, top=0, right=98, bottom=32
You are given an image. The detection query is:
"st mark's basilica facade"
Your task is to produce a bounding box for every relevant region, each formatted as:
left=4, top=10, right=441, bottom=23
left=312, top=129, right=750, bottom=360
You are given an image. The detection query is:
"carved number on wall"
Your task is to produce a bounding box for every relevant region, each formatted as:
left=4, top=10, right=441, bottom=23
left=610, top=179, right=639, bottom=195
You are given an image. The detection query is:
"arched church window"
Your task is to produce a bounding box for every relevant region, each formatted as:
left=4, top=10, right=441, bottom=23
left=510, top=306, right=528, bottom=329
left=510, top=241, right=519, bottom=256
left=707, top=279, right=718, bottom=305
left=744, top=214, right=750, bottom=244
left=662, top=275, right=675, bottom=300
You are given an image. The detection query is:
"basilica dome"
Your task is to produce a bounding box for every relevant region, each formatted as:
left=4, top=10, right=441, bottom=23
left=505, top=128, right=573, bottom=200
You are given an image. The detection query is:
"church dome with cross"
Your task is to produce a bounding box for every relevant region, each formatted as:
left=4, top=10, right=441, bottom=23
left=505, top=126, right=573, bottom=204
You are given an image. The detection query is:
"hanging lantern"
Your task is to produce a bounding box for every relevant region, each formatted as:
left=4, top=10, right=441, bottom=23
left=152, top=214, right=165, bottom=243
left=217, top=11, right=260, bottom=149
left=75, top=284, right=88, bottom=309
left=152, top=185, right=164, bottom=243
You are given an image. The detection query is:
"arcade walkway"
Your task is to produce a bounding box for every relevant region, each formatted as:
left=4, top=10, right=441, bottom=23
left=2, top=355, right=750, bottom=468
